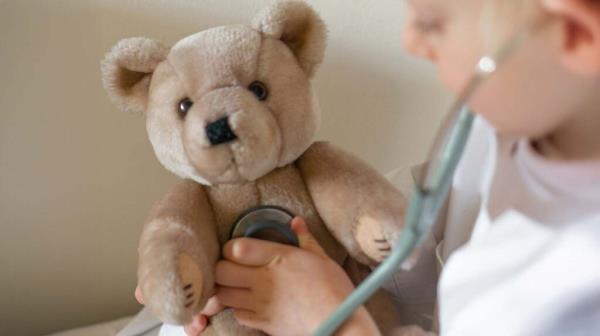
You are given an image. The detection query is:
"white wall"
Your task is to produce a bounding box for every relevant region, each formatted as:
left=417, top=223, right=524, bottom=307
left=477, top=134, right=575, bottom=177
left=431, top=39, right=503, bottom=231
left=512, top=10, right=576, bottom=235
left=0, top=1, right=450, bottom=335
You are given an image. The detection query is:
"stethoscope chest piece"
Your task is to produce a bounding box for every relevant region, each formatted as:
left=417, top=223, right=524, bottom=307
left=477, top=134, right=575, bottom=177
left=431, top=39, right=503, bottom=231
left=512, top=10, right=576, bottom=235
left=230, top=206, right=299, bottom=247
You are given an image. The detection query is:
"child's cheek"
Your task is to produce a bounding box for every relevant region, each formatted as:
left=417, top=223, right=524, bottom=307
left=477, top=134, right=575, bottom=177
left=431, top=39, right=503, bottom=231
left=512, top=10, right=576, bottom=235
left=435, top=45, right=479, bottom=96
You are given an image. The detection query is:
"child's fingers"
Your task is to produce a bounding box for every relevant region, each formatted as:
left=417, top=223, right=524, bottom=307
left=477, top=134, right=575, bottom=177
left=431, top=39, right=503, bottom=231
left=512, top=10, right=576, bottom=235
left=215, top=260, right=258, bottom=288
left=222, top=238, right=289, bottom=266
left=222, top=217, right=329, bottom=267
left=200, top=295, right=225, bottom=316
left=290, top=217, right=328, bottom=257
left=134, top=286, right=144, bottom=305
left=216, top=287, right=256, bottom=312
left=184, top=314, right=208, bottom=336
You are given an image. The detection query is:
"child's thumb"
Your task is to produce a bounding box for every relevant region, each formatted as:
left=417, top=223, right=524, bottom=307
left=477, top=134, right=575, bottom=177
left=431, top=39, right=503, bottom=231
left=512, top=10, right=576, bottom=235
left=290, top=217, right=328, bottom=257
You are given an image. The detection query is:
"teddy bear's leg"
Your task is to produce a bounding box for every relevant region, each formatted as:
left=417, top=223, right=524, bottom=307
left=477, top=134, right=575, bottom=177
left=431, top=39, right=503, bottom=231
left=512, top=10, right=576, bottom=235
left=138, top=180, right=220, bottom=325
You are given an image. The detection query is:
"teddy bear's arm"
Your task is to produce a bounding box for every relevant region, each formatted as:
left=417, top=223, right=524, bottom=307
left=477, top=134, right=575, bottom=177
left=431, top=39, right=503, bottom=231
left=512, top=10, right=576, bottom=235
left=297, top=141, right=408, bottom=266
left=138, top=179, right=220, bottom=325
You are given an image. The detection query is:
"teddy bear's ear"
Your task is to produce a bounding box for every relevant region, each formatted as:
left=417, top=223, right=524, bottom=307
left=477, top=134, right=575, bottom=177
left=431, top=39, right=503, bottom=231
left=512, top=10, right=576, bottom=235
left=101, top=37, right=169, bottom=114
left=252, top=1, right=327, bottom=78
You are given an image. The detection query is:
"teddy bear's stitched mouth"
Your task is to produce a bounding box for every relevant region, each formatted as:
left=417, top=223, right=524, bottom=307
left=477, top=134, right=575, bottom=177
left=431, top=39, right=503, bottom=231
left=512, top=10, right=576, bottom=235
left=187, top=138, right=251, bottom=183
left=213, top=161, right=238, bottom=181
left=199, top=135, right=277, bottom=184
left=215, top=146, right=241, bottom=180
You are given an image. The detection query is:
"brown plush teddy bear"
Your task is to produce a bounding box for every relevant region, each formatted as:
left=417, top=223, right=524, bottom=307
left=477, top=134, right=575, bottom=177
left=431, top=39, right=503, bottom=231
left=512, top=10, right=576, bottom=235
left=101, top=1, right=407, bottom=334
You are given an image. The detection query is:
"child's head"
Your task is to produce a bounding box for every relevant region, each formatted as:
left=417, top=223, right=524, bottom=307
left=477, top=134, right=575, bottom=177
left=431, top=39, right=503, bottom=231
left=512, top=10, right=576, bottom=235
left=403, top=0, right=600, bottom=139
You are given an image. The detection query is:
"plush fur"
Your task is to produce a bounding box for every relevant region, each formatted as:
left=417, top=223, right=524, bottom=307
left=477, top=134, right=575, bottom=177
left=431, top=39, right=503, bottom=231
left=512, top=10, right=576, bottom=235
left=101, top=38, right=169, bottom=114
left=101, top=1, right=407, bottom=335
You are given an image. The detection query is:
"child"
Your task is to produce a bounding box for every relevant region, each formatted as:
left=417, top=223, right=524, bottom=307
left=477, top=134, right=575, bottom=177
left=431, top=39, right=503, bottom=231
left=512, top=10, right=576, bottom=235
left=167, top=0, right=600, bottom=334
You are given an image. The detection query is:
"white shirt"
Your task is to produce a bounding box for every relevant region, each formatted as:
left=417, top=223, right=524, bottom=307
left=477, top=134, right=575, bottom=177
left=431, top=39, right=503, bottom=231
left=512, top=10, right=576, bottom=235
left=437, top=117, right=600, bottom=336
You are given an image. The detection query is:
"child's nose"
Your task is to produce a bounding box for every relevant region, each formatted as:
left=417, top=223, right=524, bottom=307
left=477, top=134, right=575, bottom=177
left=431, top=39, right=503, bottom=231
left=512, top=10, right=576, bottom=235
left=402, top=10, right=438, bottom=62
left=402, top=27, right=438, bottom=62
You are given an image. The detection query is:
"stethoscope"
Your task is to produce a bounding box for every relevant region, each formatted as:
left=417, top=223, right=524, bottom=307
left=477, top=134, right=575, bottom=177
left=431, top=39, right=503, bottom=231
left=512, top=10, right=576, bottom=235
left=229, top=17, right=551, bottom=336
left=230, top=206, right=299, bottom=247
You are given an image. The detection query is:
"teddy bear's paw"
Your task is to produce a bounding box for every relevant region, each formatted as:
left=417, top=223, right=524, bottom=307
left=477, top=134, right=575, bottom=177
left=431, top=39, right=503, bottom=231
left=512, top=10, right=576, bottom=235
left=143, top=251, right=206, bottom=324
left=178, top=253, right=204, bottom=311
left=355, top=215, right=393, bottom=264
left=355, top=215, right=421, bottom=270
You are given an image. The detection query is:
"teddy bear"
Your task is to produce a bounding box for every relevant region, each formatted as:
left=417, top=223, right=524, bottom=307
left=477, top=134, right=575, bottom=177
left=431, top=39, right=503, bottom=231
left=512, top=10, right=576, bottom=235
left=101, top=1, right=408, bottom=334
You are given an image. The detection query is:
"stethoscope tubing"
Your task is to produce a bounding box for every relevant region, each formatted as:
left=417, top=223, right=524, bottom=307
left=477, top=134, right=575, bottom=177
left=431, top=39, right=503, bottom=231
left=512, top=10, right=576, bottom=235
left=314, top=109, right=475, bottom=336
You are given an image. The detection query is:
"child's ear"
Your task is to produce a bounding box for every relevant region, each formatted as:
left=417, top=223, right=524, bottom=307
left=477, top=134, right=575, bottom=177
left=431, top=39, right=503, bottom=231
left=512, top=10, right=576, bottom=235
left=252, top=1, right=327, bottom=78
left=543, top=0, right=600, bottom=75
left=101, top=37, right=169, bottom=114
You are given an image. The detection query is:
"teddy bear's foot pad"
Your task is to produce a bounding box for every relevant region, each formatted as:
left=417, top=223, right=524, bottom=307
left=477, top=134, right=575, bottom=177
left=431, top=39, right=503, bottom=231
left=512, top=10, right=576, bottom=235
left=356, top=216, right=392, bottom=263
left=178, top=253, right=204, bottom=311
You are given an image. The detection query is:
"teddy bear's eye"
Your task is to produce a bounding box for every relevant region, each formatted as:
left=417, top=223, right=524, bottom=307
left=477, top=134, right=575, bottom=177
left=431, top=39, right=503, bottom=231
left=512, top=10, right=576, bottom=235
left=248, top=81, right=269, bottom=101
left=178, top=98, right=193, bottom=118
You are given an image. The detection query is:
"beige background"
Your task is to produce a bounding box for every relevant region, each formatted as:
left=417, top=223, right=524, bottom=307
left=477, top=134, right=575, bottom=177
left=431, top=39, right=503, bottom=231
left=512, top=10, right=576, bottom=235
left=0, top=0, right=450, bottom=335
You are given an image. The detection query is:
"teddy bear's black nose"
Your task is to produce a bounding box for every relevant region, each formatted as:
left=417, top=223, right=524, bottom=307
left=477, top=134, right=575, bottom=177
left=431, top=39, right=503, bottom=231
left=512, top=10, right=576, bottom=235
left=205, top=116, right=237, bottom=145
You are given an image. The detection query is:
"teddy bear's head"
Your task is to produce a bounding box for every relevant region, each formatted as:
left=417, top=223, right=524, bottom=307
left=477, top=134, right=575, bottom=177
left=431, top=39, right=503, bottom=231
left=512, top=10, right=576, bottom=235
left=102, top=1, right=326, bottom=185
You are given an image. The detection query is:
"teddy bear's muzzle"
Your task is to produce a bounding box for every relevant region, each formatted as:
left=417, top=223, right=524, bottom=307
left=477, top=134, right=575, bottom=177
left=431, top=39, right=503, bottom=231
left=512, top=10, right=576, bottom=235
left=205, top=116, right=237, bottom=146
left=180, top=86, right=284, bottom=184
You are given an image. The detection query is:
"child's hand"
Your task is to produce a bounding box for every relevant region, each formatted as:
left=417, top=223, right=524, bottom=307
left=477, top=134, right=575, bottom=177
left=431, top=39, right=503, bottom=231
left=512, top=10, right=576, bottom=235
left=215, top=217, right=380, bottom=336
left=182, top=296, right=225, bottom=335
